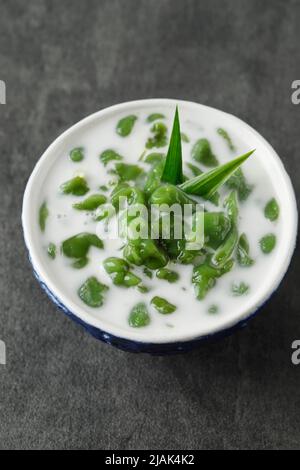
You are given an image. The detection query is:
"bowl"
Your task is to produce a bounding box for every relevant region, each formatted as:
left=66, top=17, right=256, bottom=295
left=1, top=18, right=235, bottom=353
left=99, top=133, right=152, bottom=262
left=22, top=99, right=298, bottom=354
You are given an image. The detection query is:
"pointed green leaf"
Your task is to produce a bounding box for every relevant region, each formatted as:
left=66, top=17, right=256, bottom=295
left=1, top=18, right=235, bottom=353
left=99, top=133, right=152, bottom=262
left=161, top=107, right=183, bottom=185
left=179, top=150, right=255, bottom=198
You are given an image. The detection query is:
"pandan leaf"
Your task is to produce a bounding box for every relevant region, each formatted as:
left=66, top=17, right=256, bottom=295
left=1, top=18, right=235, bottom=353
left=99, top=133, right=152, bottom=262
left=161, top=107, right=183, bottom=185
left=179, top=150, right=255, bottom=198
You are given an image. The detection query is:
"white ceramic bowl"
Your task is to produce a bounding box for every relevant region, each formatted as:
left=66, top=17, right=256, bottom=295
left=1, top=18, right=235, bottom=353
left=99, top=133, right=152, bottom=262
left=22, top=99, right=298, bottom=353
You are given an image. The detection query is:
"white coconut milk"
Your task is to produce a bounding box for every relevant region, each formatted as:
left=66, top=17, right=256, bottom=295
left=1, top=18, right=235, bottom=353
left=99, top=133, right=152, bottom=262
left=37, top=105, right=282, bottom=340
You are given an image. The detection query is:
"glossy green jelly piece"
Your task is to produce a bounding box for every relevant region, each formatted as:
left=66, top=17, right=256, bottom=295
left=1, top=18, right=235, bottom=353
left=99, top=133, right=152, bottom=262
left=146, top=122, right=168, bottom=149
left=149, top=183, right=196, bottom=207
left=156, top=268, right=179, bottom=283
left=78, top=277, right=108, bottom=308
left=124, top=238, right=168, bottom=270
left=128, top=302, right=151, bottom=327
left=231, top=282, right=249, bottom=296
left=192, top=258, right=234, bottom=300
left=192, top=138, right=219, bottom=167
left=62, top=233, right=103, bottom=259
left=224, top=190, right=239, bottom=225
left=60, top=176, right=89, bottom=196
left=39, top=202, right=49, bottom=232
left=144, top=160, right=165, bottom=198
left=226, top=168, right=252, bottom=201
left=151, top=296, right=177, bottom=314
left=73, top=194, right=107, bottom=211
left=204, top=212, right=231, bottom=250
left=47, top=242, right=56, bottom=259
left=110, top=184, right=145, bottom=211
left=116, top=115, right=137, bottom=137
left=264, top=198, right=279, bottom=221
left=111, top=162, right=143, bottom=182
left=217, top=128, right=235, bottom=151
left=161, top=238, right=202, bottom=265
left=103, top=257, right=142, bottom=288
left=237, top=233, right=254, bottom=267
left=100, top=149, right=123, bottom=166
left=259, top=233, right=276, bottom=254
left=147, top=113, right=165, bottom=123
left=70, top=147, right=84, bottom=162
left=211, top=226, right=238, bottom=267
left=72, top=257, right=89, bottom=269
left=137, top=285, right=150, bottom=294
left=144, top=153, right=165, bottom=165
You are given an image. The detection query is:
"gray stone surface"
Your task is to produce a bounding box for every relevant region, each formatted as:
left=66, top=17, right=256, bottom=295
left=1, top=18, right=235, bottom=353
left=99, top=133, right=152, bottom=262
left=0, top=0, right=299, bottom=450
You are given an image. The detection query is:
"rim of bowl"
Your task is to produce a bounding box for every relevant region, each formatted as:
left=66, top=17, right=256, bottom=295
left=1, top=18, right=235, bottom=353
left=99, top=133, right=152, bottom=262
left=22, top=98, right=298, bottom=344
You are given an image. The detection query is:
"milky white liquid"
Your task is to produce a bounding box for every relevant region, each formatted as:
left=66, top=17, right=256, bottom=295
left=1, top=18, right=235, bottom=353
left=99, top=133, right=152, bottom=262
left=37, top=105, right=282, bottom=341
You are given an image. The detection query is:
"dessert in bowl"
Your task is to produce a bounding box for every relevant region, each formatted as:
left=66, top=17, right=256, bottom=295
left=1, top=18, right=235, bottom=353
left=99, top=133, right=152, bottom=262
left=22, top=99, right=297, bottom=353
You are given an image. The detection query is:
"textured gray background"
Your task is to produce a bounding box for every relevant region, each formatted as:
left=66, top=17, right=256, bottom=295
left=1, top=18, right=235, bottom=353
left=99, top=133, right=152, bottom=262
left=0, top=0, right=299, bottom=450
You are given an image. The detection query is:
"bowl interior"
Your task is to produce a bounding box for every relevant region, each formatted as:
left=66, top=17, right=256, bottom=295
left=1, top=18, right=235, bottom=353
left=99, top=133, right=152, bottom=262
left=22, top=99, right=298, bottom=344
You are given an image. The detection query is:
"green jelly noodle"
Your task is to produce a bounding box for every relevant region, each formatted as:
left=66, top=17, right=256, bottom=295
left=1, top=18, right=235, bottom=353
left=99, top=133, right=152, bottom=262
left=69, top=147, right=84, bottom=162
left=62, top=233, right=103, bottom=258
left=128, top=303, right=151, bottom=327
left=147, top=113, right=165, bottom=123
left=192, top=138, right=219, bottom=167
left=264, top=198, right=279, bottom=221
left=137, top=285, right=149, bottom=294
left=156, top=268, right=179, bottom=283
left=116, top=115, right=137, bottom=137
left=232, top=282, right=249, bottom=296
left=73, top=194, right=107, bottom=211
left=110, top=162, right=143, bottom=181
left=47, top=242, right=56, bottom=259
left=226, top=168, right=252, bottom=201
left=72, top=257, right=89, bottom=269
left=100, top=149, right=123, bottom=166
left=78, top=277, right=109, bottom=308
left=103, top=257, right=142, bottom=288
left=151, top=296, right=177, bottom=314
left=62, top=233, right=103, bottom=269
left=260, top=234, right=276, bottom=254
left=60, top=176, right=89, bottom=196
left=144, top=152, right=165, bottom=165
left=146, top=122, right=168, bottom=148
left=217, top=128, right=235, bottom=151
left=192, top=258, right=234, bottom=300
left=237, top=233, right=254, bottom=267
left=39, top=201, right=49, bottom=232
